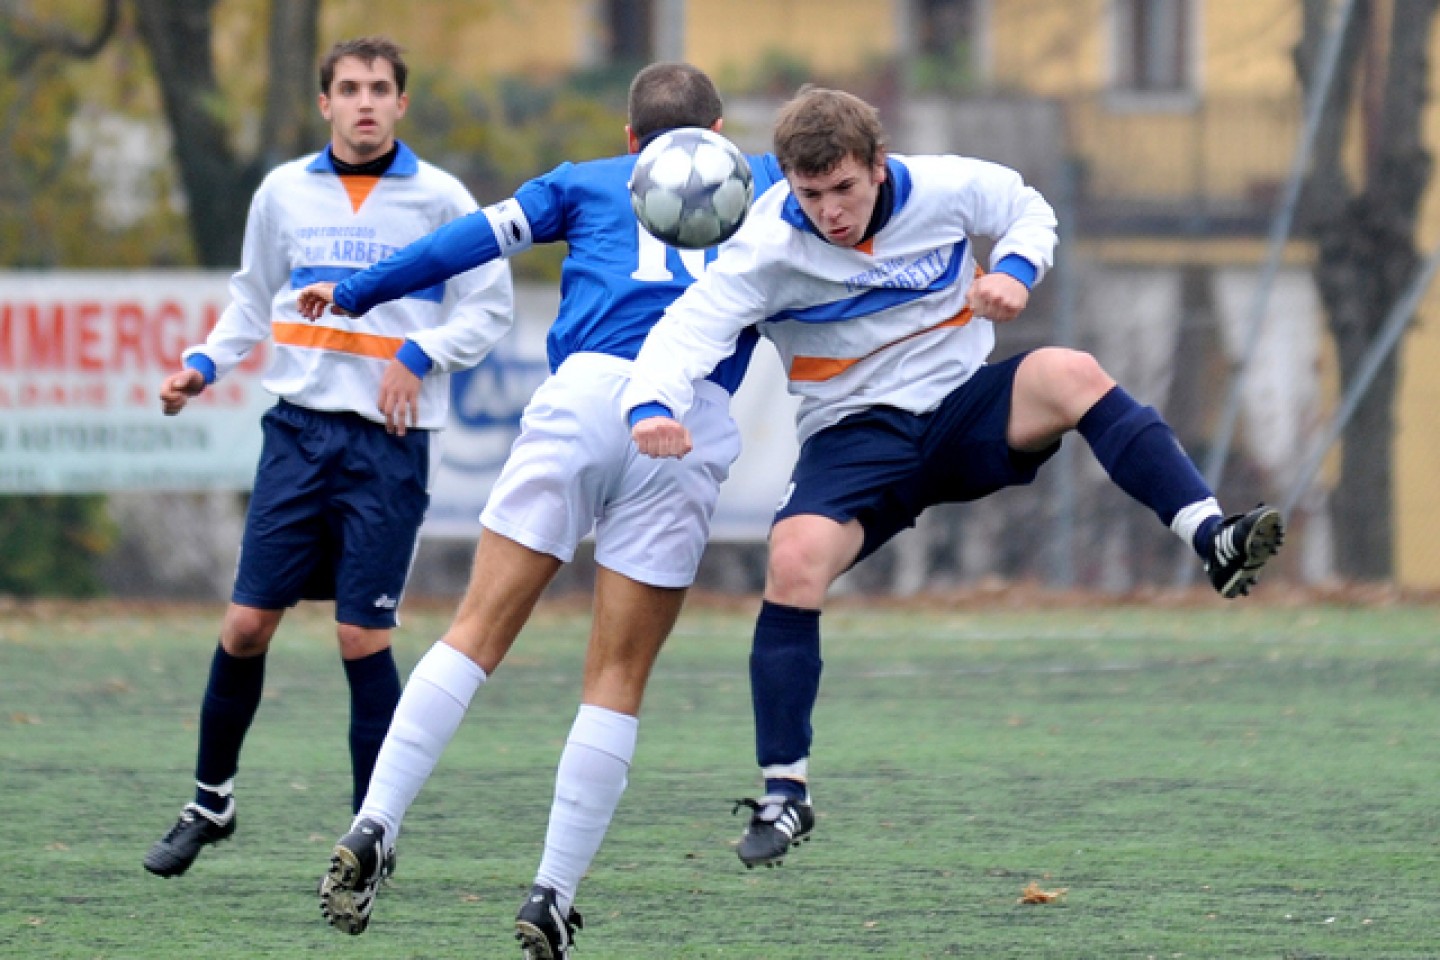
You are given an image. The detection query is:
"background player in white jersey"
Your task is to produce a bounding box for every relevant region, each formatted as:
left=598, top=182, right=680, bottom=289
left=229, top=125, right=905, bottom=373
left=624, top=86, right=1285, bottom=869
left=144, top=36, right=514, bottom=879
left=294, top=63, right=782, bottom=958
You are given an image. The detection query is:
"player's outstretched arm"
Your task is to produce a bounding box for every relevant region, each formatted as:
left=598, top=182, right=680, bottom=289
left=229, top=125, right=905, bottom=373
left=158, top=368, right=206, bottom=416
left=296, top=282, right=356, bottom=320
left=631, top=417, right=693, bottom=459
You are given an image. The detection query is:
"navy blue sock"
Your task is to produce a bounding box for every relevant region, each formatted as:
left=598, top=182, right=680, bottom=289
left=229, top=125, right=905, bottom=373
left=1193, top=515, right=1223, bottom=558
left=344, top=647, right=402, bottom=814
left=194, top=644, right=266, bottom=815
left=751, top=601, right=822, bottom=803
left=1077, top=385, right=1213, bottom=531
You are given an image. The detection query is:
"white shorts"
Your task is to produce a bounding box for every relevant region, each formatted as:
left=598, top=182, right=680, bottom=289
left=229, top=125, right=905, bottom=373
left=480, top=352, right=742, bottom=589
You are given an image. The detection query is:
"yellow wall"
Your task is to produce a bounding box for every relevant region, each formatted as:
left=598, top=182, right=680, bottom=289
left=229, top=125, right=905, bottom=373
left=322, top=0, right=894, bottom=84
left=323, top=1, right=588, bottom=76
left=1396, top=85, right=1440, bottom=586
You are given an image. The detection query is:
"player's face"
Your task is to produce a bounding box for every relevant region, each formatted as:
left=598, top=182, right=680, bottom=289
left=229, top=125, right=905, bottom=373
left=787, top=153, right=888, bottom=248
left=319, top=56, right=408, bottom=164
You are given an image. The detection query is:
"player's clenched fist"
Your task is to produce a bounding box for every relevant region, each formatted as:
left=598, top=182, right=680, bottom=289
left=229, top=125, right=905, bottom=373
left=966, top=272, right=1029, bottom=323
left=631, top=417, right=692, bottom=459
left=159, top=367, right=206, bottom=415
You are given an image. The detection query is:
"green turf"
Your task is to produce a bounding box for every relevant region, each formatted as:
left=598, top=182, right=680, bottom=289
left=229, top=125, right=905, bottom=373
left=2, top=602, right=1438, bottom=959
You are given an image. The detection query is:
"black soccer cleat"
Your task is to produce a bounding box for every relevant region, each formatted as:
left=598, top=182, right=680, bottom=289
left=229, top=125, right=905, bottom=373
left=319, top=817, right=389, bottom=935
left=734, top=794, right=815, bottom=868
left=143, top=802, right=236, bottom=877
left=515, top=884, right=583, bottom=960
left=1204, top=505, right=1285, bottom=598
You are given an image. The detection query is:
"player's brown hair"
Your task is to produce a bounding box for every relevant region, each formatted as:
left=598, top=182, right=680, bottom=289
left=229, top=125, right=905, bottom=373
left=773, top=85, right=886, bottom=176
left=628, top=62, right=724, bottom=141
left=320, top=36, right=408, bottom=95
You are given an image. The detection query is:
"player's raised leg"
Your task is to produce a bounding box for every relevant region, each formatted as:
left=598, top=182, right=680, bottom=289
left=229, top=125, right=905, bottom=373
left=516, top=567, right=683, bottom=959
left=1010, top=347, right=1284, bottom=597
left=320, top=529, right=561, bottom=934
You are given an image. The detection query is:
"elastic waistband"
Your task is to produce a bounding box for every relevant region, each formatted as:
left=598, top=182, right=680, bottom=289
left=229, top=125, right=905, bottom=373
left=555, top=352, right=731, bottom=406
left=275, top=398, right=433, bottom=433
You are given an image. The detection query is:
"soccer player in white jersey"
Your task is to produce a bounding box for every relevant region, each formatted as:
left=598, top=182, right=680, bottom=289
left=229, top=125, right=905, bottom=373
left=293, top=64, right=782, bottom=958
left=624, top=86, right=1285, bottom=869
left=143, top=36, right=514, bottom=879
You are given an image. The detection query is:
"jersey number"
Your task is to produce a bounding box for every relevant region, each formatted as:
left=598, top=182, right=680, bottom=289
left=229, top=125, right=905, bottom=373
left=631, top=224, right=708, bottom=282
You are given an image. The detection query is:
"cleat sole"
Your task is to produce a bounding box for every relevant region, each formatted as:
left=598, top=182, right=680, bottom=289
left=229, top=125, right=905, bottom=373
left=515, top=921, right=558, bottom=960
left=1219, top=509, right=1284, bottom=599
left=319, top=847, right=370, bottom=935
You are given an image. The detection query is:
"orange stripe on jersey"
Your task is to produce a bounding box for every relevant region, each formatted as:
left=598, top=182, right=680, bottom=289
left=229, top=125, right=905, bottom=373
left=272, top=322, right=404, bottom=360
left=854, top=237, right=876, bottom=255
left=787, top=305, right=974, bottom=382
left=341, top=175, right=381, bottom=213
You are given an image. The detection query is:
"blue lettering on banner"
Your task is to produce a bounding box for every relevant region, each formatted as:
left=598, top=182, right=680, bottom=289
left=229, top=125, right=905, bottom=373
left=441, top=343, right=548, bottom=476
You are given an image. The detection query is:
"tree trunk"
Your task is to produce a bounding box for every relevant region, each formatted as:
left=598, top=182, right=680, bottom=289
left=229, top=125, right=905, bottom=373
left=1298, top=0, right=1438, bottom=579
left=130, top=0, right=321, bottom=267
left=130, top=0, right=255, bottom=266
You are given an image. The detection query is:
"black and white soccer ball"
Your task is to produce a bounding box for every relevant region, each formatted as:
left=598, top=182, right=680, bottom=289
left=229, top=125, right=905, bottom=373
left=630, top=127, right=753, bottom=249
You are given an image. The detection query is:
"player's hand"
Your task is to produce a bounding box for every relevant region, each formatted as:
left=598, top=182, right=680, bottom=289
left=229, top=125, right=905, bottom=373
left=378, top=360, right=423, bottom=436
left=295, top=282, right=354, bottom=320
left=632, top=417, right=692, bottom=459
left=967, top=273, right=1029, bottom=323
left=159, top=368, right=206, bottom=416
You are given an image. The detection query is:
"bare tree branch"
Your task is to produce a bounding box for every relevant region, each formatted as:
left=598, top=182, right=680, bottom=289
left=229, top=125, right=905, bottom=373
left=0, top=0, right=120, bottom=69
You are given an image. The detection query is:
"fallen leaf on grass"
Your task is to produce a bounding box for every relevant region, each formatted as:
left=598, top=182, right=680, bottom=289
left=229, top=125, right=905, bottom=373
left=1019, top=881, right=1068, bottom=904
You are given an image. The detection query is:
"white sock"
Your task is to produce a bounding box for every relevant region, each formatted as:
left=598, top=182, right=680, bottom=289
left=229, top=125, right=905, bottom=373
left=534, top=704, right=638, bottom=913
left=356, top=641, right=485, bottom=843
left=1170, top=497, right=1222, bottom=548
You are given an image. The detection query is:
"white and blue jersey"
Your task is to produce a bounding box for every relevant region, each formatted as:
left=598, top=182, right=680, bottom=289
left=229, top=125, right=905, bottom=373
left=621, top=153, right=1057, bottom=444
left=334, top=150, right=785, bottom=390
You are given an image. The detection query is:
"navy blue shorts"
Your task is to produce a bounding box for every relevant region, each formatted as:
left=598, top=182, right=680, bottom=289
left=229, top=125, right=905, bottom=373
left=233, top=401, right=431, bottom=629
left=776, top=352, right=1058, bottom=563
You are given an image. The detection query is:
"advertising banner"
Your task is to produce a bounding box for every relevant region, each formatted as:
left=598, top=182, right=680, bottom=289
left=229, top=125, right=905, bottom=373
left=0, top=273, right=797, bottom=540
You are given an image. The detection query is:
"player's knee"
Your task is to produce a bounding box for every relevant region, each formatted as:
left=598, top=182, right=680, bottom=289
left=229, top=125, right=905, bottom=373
left=337, top=623, right=390, bottom=659
left=765, top=541, right=832, bottom=607
left=1024, top=348, right=1114, bottom=422
left=220, top=607, right=279, bottom=655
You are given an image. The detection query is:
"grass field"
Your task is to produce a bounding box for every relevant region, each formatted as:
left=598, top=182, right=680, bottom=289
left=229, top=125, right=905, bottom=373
left=2, top=598, right=1438, bottom=959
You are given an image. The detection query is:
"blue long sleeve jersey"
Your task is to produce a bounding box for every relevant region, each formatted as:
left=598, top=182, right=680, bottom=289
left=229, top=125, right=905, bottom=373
left=334, top=150, right=785, bottom=393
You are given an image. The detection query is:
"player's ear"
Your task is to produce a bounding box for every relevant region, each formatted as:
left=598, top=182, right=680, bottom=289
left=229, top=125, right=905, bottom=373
left=711, top=118, right=724, bottom=133
left=318, top=92, right=331, bottom=122
left=395, top=91, right=409, bottom=119
left=625, top=125, right=641, bottom=155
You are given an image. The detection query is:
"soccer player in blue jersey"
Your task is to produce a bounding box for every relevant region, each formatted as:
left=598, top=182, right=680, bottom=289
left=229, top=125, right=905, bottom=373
left=294, top=62, right=782, bottom=957
left=143, top=37, right=514, bottom=879
left=624, top=86, right=1285, bottom=869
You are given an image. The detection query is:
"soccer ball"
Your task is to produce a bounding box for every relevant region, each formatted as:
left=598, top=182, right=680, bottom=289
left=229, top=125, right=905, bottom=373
left=630, top=127, right=753, bottom=249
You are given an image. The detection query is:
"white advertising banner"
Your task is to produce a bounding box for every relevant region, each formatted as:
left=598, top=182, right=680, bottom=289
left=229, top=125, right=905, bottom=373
left=0, top=272, right=272, bottom=492
left=0, top=273, right=798, bottom=540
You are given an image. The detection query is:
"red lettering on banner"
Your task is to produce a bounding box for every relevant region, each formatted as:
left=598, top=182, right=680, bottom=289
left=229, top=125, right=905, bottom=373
left=152, top=301, right=189, bottom=369
left=26, top=303, right=65, bottom=369
left=0, top=304, right=12, bottom=369
left=0, top=296, right=242, bottom=371
left=76, top=301, right=105, bottom=371
left=0, top=380, right=108, bottom=407
left=114, top=302, right=148, bottom=370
